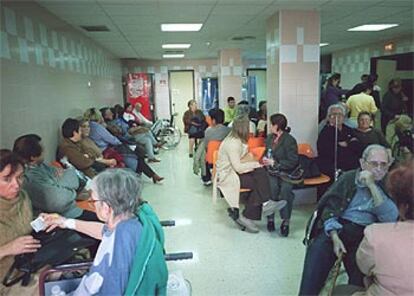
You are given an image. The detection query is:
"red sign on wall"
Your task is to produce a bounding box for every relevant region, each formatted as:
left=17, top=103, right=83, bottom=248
left=126, top=73, right=152, bottom=120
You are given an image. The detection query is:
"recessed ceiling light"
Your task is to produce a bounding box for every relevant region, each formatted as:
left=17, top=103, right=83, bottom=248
left=347, top=24, right=398, bottom=32
left=162, top=44, right=192, bottom=49
left=161, top=23, right=203, bottom=32
left=163, top=54, right=185, bottom=58
left=320, top=43, right=329, bottom=47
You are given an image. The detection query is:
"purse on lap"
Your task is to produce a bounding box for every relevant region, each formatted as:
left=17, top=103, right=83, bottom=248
left=2, top=229, right=96, bottom=287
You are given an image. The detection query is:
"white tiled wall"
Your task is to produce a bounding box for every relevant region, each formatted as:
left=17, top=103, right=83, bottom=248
left=0, top=2, right=123, bottom=161
left=332, top=36, right=414, bottom=89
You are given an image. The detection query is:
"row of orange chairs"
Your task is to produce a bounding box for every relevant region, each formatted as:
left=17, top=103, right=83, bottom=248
left=207, top=139, right=330, bottom=195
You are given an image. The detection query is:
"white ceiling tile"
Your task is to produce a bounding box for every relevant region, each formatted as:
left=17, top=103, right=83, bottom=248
left=35, top=0, right=414, bottom=59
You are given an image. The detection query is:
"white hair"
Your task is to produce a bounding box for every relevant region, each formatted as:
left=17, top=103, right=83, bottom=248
left=362, top=144, right=393, bottom=163
left=91, top=169, right=142, bottom=216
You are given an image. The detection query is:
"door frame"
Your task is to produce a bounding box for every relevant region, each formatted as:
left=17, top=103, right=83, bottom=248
left=168, top=70, right=195, bottom=116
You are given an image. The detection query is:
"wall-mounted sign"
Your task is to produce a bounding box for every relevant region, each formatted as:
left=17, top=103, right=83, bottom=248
left=384, top=42, right=394, bottom=52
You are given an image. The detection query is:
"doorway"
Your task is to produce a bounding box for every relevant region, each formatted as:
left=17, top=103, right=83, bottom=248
left=247, top=68, right=267, bottom=108
left=169, top=70, right=195, bottom=133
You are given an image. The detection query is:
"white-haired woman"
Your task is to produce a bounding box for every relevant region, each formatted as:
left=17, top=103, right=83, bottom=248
left=317, top=104, right=360, bottom=181
left=42, top=169, right=167, bottom=295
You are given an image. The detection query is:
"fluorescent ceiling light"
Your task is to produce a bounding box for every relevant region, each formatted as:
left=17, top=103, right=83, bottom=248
left=163, top=54, right=185, bottom=58
left=320, top=43, right=329, bottom=47
left=161, top=23, right=203, bottom=32
left=347, top=24, right=398, bottom=31
left=162, top=44, right=191, bottom=49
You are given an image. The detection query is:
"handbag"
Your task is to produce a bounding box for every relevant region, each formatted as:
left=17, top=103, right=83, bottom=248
left=2, top=229, right=96, bottom=287
left=267, top=164, right=304, bottom=184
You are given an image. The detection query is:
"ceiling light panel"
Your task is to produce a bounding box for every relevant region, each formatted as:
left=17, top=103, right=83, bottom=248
left=347, top=24, right=399, bottom=31
left=320, top=43, right=329, bottom=47
left=162, top=44, right=192, bottom=49
left=162, top=54, right=185, bottom=58
left=161, top=23, right=203, bottom=32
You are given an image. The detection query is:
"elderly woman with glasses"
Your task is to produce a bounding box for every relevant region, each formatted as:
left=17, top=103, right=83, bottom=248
left=42, top=169, right=168, bottom=295
left=299, top=144, right=398, bottom=295
left=317, top=104, right=360, bottom=181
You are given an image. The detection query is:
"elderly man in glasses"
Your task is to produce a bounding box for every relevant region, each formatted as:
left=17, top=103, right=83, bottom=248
left=299, top=144, right=399, bottom=295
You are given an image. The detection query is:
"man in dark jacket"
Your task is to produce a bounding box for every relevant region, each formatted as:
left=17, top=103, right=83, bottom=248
left=299, top=144, right=398, bottom=295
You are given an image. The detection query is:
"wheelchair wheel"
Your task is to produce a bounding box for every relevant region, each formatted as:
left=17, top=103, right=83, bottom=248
left=160, top=127, right=181, bottom=149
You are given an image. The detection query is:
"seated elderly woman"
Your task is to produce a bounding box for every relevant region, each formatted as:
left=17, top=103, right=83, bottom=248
left=58, top=118, right=118, bottom=178
left=332, top=159, right=414, bottom=296
left=42, top=169, right=168, bottom=295
left=13, top=134, right=98, bottom=221
left=133, top=103, right=153, bottom=128
left=104, top=106, right=162, bottom=163
left=350, top=111, right=390, bottom=158
left=299, top=145, right=398, bottom=295
left=317, top=103, right=360, bottom=180
left=216, top=115, right=286, bottom=233
left=83, top=108, right=164, bottom=183
left=0, top=150, right=41, bottom=295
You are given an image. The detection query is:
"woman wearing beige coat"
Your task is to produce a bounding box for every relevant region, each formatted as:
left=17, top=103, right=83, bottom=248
left=216, top=115, right=285, bottom=233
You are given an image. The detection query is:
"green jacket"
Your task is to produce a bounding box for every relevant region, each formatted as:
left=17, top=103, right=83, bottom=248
left=23, top=162, right=82, bottom=218
left=265, top=132, right=299, bottom=172
left=305, top=170, right=390, bottom=243
left=125, top=203, right=168, bottom=296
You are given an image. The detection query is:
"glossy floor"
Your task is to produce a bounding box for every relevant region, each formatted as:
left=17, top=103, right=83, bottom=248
left=142, top=140, right=315, bottom=296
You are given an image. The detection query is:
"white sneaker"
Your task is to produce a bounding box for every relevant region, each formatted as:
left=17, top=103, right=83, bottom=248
left=236, top=215, right=260, bottom=233
left=262, top=200, right=287, bottom=217
left=203, top=180, right=212, bottom=186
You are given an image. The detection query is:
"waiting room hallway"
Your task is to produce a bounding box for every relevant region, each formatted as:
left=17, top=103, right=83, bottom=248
left=143, top=139, right=314, bottom=295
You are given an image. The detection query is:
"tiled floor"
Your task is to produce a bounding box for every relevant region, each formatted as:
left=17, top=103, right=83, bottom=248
left=142, top=140, right=315, bottom=296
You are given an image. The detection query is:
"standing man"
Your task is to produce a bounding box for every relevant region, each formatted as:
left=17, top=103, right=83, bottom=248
left=224, top=97, right=237, bottom=124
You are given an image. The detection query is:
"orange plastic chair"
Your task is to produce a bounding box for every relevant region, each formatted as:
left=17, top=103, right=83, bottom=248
left=250, top=147, right=265, bottom=161
left=247, top=137, right=265, bottom=150
left=50, top=161, right=63, bottom=168
left=205, top=116, right=213, bottom=127
left=76, top=200, right=95, bottom=212
left=298, top=143, right=314, bottom=158
left=297, top=143, right=331, bottom=186
left=206, top=140, right=222, bottom=165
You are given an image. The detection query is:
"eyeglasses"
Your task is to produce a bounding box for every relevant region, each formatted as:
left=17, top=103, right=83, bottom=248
left=365, top=160, right=390, bottom=169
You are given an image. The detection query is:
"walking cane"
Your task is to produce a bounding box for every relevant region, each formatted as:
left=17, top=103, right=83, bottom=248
left=334, top=114, right=340, bottom=181
left=328, top=252, right=344, bottom=296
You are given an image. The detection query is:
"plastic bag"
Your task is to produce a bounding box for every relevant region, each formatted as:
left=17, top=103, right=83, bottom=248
left=167, top=270, right=191, bottom=296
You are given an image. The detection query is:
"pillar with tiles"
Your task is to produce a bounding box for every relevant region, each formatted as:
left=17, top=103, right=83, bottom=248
left=266, top=11, right=320, bottom=148
left=218, top=49, right=243, bottom=108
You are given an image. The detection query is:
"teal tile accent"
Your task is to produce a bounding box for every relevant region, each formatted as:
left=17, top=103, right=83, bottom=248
left=58, top=51, right=65, bottom=70
left=62, top=36, right=68, bottom=53
left=4, top=7, right=17, bottom=36
left=68, top=56, right=74, bottom=71
left=39, top=23, right=48, bottom=46
left=77, top=43, right=82, bottom=59
left=48, top=48, right=56, bottom=67
left=24, top=17, right=34, bottom=42
left=70, top=40, right=76, bottom=56
left=52, top=31, right=59, bottom=50
left=18, top=37, right=29, bottom=63
left=35, top=44, right=43, bottom=65
left=0, top=31, right=11, bottom=59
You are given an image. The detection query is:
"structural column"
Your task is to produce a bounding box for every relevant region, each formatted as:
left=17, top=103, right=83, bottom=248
left=266, top=11, right=320, bottom=147
left=218, top=48, right=242, bottom=108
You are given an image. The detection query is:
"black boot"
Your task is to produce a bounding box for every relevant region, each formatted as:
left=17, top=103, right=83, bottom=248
left=267, top=215, right=275, bottom=232
left=280, top=220, right=289, bottom=237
